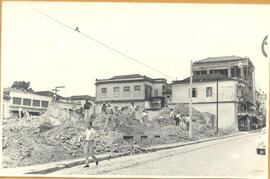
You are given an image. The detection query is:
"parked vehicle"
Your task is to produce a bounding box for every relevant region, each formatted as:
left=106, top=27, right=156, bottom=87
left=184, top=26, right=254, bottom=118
left=256, top=128, right=267, bottom=155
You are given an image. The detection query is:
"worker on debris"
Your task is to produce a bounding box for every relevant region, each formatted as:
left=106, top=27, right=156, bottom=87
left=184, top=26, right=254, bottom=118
left=79, top=122, right=99, bottom=168
left=175, top=112, right=181, bottom=127
left=130, top=102, right=136, bottom=120
left=101, top=102, right=107, bottom=113
left=18, top=107, right=23, bottom=119
left=105, top=103, right=114, bottom=129
left=170, top=109, right=175, bottom=121
left=185, top=115, right=190, bottom=131
left=141, top=110, right=148, bottom=125
left=83, top=99, right=92, bottom=122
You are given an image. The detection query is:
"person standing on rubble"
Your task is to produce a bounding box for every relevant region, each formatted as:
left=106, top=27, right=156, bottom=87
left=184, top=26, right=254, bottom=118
left=170, top=109, right=175, bottom=121
left=185, top=115, right=190, bottom=131
left=130, top=102, right=136, bottom=120
left=105, top=102, right=114, bottom=129
left=83, top=99, right=92, bottom=122
left=79, top=122, right=99, bottom=168
left=175, top=112, right=180, bottom=127
left=141, top=110, right=149, bottom=125
left=18, top=107, right=23, bottom=119
left=101, top=102, right=107, bottom=113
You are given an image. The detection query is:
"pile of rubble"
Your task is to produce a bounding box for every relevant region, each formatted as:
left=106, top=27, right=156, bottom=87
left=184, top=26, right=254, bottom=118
left=2, top=103, right=230, bottom=168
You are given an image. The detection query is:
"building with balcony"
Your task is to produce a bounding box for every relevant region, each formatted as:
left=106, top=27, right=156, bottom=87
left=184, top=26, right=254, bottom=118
left=171, top=56, right=258, bottom=131
left=2, top=88, right=52, bottom=119
left=95, top=74, right=169, bottom=112
left=191, top=56, right=256, bottom=130
left=255, top=88, right=267, bottom=127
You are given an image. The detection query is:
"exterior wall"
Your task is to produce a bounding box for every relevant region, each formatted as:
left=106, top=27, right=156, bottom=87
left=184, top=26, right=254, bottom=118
left=152, top=83, right=165, bottom=97
left=172, top=81, right=238, bottom=104
left=4, top=89, right=52, bottom=118
left=171, top=80, right=239, bottom=130
left=193, top=103, right=238, bottom=130
left=96, top=81, right=146, bottom=102
left=2, top=98, right=10, bottom=119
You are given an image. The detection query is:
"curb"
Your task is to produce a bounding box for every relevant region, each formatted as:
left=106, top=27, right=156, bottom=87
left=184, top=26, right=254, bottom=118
left=25, top=130, right=259, bottom=174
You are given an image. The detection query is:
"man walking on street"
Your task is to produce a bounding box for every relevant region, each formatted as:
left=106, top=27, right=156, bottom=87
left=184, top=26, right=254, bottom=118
left=79, top=122, right=99, bottom=168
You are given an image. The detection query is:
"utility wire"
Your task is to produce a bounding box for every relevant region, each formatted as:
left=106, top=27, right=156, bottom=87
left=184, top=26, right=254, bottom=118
left=35, top=9, right=175, bottom=80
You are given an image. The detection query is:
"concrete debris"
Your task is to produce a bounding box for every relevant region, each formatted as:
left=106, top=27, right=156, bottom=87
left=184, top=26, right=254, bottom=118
left=2, top=103, right=233, bottom=168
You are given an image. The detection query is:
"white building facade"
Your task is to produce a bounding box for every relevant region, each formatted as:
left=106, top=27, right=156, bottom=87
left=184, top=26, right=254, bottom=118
left=171, top=74, right=244, bottom=130
left=2, top=88, right=52, bottom=119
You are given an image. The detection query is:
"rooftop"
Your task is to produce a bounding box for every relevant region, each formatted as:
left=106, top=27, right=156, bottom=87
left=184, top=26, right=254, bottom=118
left=67, top=95, right=95, bottom=101
left=34, top=91, right=66, bottom=100
left=195, top=55, right=246, bottom=63
left=110, top=74, right=144, bottom=80
left=96, top=74, right=167, bottom=84
left=172, top=73, right=241, bottom=84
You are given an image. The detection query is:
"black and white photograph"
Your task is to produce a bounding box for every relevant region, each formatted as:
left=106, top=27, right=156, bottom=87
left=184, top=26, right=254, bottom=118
left=0, top=1, right=269, bottom=178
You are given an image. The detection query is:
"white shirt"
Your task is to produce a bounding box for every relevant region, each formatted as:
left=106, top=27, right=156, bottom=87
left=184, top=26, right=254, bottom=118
left=170, top=111, right=174, bottom=118
left=85, top=128, right=98, bottom=141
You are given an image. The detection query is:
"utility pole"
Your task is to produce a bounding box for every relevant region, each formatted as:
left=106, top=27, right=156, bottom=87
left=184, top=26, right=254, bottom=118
left=189, top=60, right=193, bottom=139
left=52, top=86, right=65, bottom=100
left=216, top=80, right=219, bottom=134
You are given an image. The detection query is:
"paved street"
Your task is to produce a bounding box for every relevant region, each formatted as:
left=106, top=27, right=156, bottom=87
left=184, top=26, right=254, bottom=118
left=50, top=132, right=267, bottom=177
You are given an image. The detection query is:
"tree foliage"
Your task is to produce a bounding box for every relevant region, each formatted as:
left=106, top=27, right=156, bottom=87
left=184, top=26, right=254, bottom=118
left=11, top=81, right=34, bottom=92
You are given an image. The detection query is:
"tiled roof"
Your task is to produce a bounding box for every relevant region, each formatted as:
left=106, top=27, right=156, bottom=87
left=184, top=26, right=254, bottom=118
left=34, top=91, right=66, bottom=99
left=67, top=95, right=95, bottom=101
left=172, top=73, right=236, bottom=84
left=110, top=74, right=144, bottom=80
left=196, top=55, right=244, bottom=63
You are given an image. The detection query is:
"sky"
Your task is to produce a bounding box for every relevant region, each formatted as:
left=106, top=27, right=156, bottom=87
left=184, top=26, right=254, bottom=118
left=1, top=2, right=270, bottom=97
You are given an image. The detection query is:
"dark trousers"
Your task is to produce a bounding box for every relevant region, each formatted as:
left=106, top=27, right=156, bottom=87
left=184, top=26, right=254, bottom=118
left=175, top=119, right=179, bottom=126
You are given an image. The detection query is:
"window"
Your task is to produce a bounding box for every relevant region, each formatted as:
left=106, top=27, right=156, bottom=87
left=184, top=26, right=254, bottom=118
left=195, top=70, right=207, bottom=75
left=41, top=101, right=49, bottom=108
left=206, top=87, right=213, bottom=97
left=134, top=86, right=141, bottom=96
left=22, top=98, right=31, bottom=106
left=101, top=88, right=107, bottom=97
left=113, top=87, right=120, bottom=97
left=154, top=89, right=158, bottom=97
left=124, top=86, right=130, bottom=91
left=33, top=100, right=41, bottom=107
left=13, top=97, right=22, bottom=105
left=192, top=88, right=197, bottom=98
left=101, top=88, right=107, bottom=93
left=134, top=86, right=141, bottom=91
left=123, top=86, right=130, bottom=97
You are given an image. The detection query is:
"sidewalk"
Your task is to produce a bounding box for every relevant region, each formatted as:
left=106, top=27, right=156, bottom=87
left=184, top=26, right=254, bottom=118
left=0, top=130, right=259, bottom=175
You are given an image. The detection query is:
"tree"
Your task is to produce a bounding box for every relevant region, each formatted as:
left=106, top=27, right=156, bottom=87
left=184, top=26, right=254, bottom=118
left=11, top=81, right=34, bottom=92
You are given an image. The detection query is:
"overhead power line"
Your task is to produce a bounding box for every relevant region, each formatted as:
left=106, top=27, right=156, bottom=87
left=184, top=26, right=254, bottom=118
left=35, top=9, right=175, bottom=79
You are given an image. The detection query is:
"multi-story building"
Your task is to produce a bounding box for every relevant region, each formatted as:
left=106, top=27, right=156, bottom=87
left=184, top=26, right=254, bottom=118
left=95, top=74, right=168, bottom=112
left=255, top=88, right=267, bottom=127
left=2, top=88, right=52, bottom=119
left=172, top=56, right=257, bottom=131
left=171, top=73, right=244, bottom=130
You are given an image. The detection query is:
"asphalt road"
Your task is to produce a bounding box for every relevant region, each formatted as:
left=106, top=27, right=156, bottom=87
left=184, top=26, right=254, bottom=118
left=50, top=132, right=267, bottom=177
